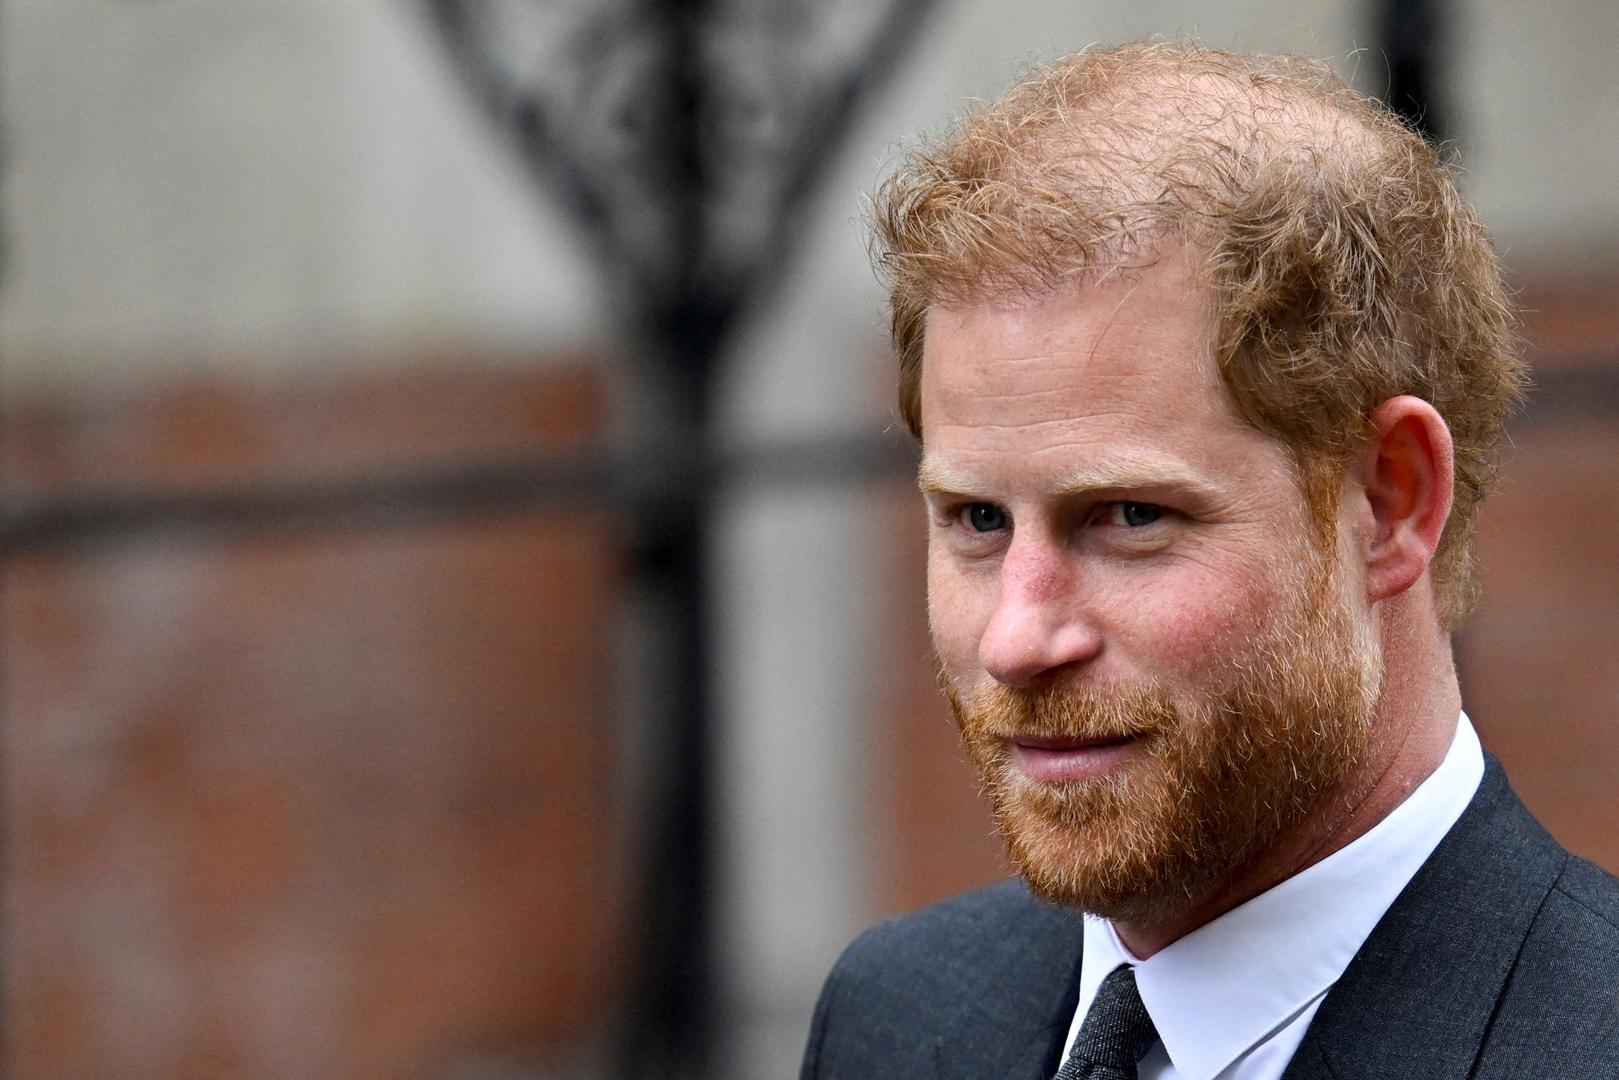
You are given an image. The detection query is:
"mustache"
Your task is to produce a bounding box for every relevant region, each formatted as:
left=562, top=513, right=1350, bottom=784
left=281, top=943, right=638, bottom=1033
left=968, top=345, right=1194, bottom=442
left=948, top=678, right=1182, bottom=743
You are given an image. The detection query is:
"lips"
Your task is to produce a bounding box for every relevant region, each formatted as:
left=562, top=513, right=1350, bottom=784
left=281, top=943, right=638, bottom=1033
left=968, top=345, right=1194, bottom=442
left=1009, top=733, right=1142, bottom=782
left=1013, top=734, right=1135, bottom=751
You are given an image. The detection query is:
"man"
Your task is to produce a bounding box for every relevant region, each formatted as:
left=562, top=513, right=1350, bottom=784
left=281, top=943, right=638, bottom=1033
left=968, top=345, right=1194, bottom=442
left=801, top=43, right=1619, bottom=1080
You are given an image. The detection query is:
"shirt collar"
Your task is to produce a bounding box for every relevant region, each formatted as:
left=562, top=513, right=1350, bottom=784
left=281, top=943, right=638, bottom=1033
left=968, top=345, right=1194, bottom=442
left=1068, top=712, right=1484, bottom=1080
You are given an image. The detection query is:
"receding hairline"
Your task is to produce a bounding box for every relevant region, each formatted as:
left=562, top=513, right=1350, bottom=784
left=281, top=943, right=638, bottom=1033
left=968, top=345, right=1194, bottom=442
left=876, top=45, right=1400, bottom=316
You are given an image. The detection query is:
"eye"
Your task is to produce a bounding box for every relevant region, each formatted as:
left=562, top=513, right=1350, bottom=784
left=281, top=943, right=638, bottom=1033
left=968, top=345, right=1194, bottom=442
left=1118, top=502, right=1163, bottom=527
left=964, top=503, right=1008, bottom=533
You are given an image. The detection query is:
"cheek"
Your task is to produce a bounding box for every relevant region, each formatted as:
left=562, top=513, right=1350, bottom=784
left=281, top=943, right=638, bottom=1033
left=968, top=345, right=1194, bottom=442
left=1101, top=561, right=1284, bottom=675
left=926, top=547, right=988, bottom=677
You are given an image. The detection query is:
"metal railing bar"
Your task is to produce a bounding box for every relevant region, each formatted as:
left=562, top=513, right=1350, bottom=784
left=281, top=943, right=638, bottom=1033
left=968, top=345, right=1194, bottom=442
left=0, top=429, right=917, bottom=555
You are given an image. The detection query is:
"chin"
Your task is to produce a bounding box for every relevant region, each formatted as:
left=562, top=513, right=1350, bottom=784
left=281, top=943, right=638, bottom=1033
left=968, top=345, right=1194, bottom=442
left=992, top=764, right=1241, bottom=924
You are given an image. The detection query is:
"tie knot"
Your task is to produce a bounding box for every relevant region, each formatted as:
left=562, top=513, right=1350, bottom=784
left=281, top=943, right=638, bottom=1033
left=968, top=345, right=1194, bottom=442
left=1065, top=964, right=1158, bottom=1074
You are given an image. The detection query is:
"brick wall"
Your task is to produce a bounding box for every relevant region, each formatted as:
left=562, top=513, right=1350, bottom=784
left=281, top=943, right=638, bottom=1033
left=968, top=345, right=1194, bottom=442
left=1461, top=275, right=1619, bottom=871
left=2, top=364, right=629, bottom=1079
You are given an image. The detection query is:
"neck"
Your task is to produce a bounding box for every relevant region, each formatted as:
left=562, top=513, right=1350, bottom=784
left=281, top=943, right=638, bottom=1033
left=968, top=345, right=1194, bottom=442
left=1113, top=600, right=1461, bottom=960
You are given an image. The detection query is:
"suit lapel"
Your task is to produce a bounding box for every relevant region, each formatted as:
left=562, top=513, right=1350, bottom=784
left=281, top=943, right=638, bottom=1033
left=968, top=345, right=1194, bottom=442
left=1282, top=757, right=1567, bottom=1080
left=934, top=891, right=1086, bottom=1080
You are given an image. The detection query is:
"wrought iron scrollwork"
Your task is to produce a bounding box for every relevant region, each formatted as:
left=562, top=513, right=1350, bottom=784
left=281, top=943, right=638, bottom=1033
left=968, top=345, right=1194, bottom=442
left=424, top=3, right=941, bottom=1078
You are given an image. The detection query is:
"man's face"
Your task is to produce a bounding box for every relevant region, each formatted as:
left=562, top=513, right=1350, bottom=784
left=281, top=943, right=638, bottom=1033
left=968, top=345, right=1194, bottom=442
left=918, top=253, right=1381, bottom=923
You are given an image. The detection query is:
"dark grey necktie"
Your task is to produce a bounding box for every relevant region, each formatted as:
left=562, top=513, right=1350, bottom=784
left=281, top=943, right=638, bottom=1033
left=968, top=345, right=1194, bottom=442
left=1052, top=964, right=1159, bottom=1080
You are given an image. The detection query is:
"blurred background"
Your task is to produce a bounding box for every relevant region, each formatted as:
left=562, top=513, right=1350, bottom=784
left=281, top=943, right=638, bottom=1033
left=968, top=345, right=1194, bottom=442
left=1, top=1, right=1615, bottom=1078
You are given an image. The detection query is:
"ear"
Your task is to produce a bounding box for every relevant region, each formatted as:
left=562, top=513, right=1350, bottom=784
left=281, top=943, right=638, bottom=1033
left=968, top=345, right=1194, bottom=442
left=1356, top=396, right=1455, bottom=603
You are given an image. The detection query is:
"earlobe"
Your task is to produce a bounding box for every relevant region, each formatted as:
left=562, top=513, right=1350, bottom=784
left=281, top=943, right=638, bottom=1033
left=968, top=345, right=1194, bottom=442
left=1360, top=396, right=1455, bottom=603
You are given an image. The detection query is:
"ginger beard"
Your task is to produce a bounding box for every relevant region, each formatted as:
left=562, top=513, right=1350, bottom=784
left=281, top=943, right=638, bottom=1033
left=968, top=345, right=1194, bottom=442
left=944, top=542, right=1382, bottom=925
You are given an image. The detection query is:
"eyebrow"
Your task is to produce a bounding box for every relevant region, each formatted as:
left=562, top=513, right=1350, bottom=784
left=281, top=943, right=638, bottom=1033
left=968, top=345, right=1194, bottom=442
left=917, top=456, right=1224, bottom=502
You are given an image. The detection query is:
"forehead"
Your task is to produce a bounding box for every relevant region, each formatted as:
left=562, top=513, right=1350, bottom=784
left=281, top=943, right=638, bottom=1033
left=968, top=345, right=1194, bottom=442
left=918, top=254, right=1286, bottom=488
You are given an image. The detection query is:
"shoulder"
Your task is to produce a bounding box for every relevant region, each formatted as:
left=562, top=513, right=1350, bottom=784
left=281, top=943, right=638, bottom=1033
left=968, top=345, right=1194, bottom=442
left=1466, top=761, right=1619, bottom=982
left=1532, top=852, right=1619, bottom=977
left=826, top=878, right=1074, bottom=989
left=1548, top=854, right=1619, bottom=933
left=1477, top=854, right=1619, bottom=1077
left=1299, top=757, right=1619, bottom=1078
left=800, top=880, right=1083, bottom=1079
left=1460, top=765, right=1619, bottom=1075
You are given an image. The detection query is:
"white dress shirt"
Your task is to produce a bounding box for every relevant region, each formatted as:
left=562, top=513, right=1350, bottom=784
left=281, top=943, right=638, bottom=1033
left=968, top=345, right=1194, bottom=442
left=1057, top=712, right=1485, bottom=1080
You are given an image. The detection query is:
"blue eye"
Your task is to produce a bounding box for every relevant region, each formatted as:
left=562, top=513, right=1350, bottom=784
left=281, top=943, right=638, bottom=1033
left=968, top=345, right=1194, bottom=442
left=1120, top=502, right=1162, bottom=527
left=966, top=504, right=1007, bottom=532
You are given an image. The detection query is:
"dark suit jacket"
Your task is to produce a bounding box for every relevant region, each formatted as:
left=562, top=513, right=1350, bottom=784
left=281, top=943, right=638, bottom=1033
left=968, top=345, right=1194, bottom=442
left=801, top=758, right=1619, bottom=1079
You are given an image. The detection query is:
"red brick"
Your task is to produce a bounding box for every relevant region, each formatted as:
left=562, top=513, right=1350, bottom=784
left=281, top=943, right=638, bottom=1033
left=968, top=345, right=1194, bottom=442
left=2, top=362, right=628, bottom=1079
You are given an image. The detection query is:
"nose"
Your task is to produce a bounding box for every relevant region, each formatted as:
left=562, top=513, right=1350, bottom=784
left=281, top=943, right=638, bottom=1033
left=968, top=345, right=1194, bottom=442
left=977, top=530, right=1104, bottom=687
